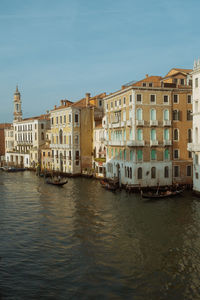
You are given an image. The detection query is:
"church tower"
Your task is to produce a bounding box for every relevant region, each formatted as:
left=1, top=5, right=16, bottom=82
left=13, top=86, right=22, bottom=121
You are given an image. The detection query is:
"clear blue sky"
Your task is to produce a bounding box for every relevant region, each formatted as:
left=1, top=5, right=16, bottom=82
left=0, top=0, right=199, bottom=122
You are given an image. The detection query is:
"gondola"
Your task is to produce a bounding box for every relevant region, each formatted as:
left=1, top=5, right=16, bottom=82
left=45, top=177, right=68, bottom=186
left=100, top=179, right=118, bottom=192
left=141, top=188, right=184, bottom=199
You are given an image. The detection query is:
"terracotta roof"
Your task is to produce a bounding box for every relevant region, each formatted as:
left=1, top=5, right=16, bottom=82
left=22, top=113, right=50, bottom=121
left=131, top=76, right=162, bottom=87
left=0, top=123, right=12, bottom=129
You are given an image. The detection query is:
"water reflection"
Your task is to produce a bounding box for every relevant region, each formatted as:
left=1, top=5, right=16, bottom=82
left=1, top=172, right=200, bottom=299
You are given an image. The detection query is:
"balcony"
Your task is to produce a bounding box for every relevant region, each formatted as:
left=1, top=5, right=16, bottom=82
left=109, top=140, right=126, bottom=146
left=150, top=120, right=158, bottom=126
left=163, top=120, right=171, bottom=126
left=126, top=120, right=132, bottom=127
left=150, top=140, right=159, bottom=146
left=188, top=143, right=200, bottom=152
left=127, top=140, right=145, bottom=147
left=163, top=140, right=172, bottom=146
left=136, top=120, right=144, bottom=126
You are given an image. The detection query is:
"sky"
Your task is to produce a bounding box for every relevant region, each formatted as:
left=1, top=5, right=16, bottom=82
left=0, top=0, right=200, bottom=122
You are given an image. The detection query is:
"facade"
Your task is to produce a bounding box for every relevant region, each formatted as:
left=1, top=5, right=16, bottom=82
left=0, top=123, right=12, bottom=165
left=5, top=88, right=50, bottom=168
left=93, top=122, right=106, bottom=177
left=104, top=69, right=192, bottom=187
left=188, top=60, right=200, bottom=192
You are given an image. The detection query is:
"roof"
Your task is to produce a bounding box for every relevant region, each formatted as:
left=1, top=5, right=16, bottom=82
left=0, top=123, right=12, bottom=129
left=21, top=113, right=50, bottom=122
left=163, top=68, right=192, bottom=79
left=131, top=76, right=162, bottom=87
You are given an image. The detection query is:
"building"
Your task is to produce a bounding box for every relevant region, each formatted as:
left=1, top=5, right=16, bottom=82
left=5, top=87, right=50, bottom=168
left=188, top=60, right=200, bottom=193
left=49, top=93, right=106, bottom=175
left=0, top=123, right=12, bottom=165
left=103, top=69, right=192, bottom=187
left=93, top=121, right=106, bottom=177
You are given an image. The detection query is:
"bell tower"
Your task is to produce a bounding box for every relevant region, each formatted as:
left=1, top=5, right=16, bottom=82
left=13, top=86, right=22, bottom=121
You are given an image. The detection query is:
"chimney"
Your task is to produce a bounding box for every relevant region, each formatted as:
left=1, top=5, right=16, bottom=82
left=85, top=93, right=91, bottom=107
left=54, top=105, right=57, bottom=109
left=145, top=74, right=149, bottom=78
left=60, top=100, right=64, bottom=106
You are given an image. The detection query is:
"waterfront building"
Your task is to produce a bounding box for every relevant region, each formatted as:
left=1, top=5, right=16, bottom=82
left=49, top=93, right=105, bottom=175
left=0, top=123, right=12, bottom=165
left=5, top=87, right=50, bottom=168
left=104, top=69, right=192, bottom=187
left=93, top=121, right=106, bottom=177
left=188, top=60, right=200, bottom=193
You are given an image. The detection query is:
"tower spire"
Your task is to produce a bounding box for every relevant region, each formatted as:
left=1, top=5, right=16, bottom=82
left=13, top=86, right=22, bottom=121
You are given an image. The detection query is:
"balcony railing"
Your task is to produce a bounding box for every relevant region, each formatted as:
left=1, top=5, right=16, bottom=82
left=150, top=120, right=158, bottom=126
left=163, top=140, right=172, bottom=146
left=136, top=120, right=144, bottom=126
left=150, top=140, right=159, bottom=146
left=163, top=120, right=171, bottom=126
left=127, top=140, right=145, bottom=147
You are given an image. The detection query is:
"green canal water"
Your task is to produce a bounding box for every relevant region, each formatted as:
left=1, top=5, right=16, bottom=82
left=0, top=171, right=200, bottom=299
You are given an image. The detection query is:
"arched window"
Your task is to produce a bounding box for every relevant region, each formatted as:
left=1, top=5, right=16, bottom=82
left=127, top=167, right=129, bottom=178
left=150, top=129, right=156, bottom=141
left=195, top=127, right=198, bottom=144
left=188, top=129, right=192, bottom=143
left=164, top=149, right=169, bottom=160
left=164, top=129, right=169, bottom=141
left=124, top=149, right=126, bottom=160
left=136, top=108, right=142, bottom=121
left=173, top=129, right=179, bottom=141
left=137, top=167, right=142, bottom=179
left=164, top=166, right=169, bottom=178
left=130, top=150, right=134, bottom=161
left=151, top=167, right=156, bottom=179
left=164, top=109, right=169, bottom=121
left=150, top=109, right=156, bottom=121
left=41, top=132, right=44, bottom=140
left=130, top=167, right=132, bottom=179
left=137, top=129, right=143, bottom=141
left=173, top=110, right=180, bottom=121
left=59, top=130, right=63, bottom=144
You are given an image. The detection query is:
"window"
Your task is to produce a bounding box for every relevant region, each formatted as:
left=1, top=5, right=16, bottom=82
left=41, top=132, right=44, bottom=140
left=195, top=154, right=198, bottom=165
left=180, top=79, right=184, bottom=85
left=43, top=152, right=45, bottom=157
left=174, top=166, right=179, bottom=177
left=99, top=100, right=102, bottom=106
left=188, top=129, right=192, bottom=143
left=164, top=95, right=169, bottom=104
left=136, top=108, right=142, bottom=120
left=196, top=172, right=198, bottom=179
left=136, top=94, right=142, bottom=103
left=60, top=116, right=62, bottom=124
left=151, top=167, right=156, bottom=179
left=150, top=94, right=156, bottom=103
left=142, top=82, right=146, bottom=87
left=151, top=149, right=156, bottom=160
left=174, top=149, right=179, bottom=159
left=69, top=114, right=72, bottom=123
left=164, top=129, right=169, bottom=140
left=124, top=149, right=126, bottom=160
left=187, top=165, right=192, bottom=177
left=188, top=151, right=192, bottom=158
left=173, top=129, right=179, bottom=141
left=195, top=77, right=198, bottom=88
left=123, top=97, right=126, bottom=104
left=115, top=100, right=117, bottom=107
left=164, top=166, right=169, bottom=178
left=51, top=117, right=54, bottom=125
left=75, top=151, right=79, bottom=165
left=75, top=114, right=79, bottom=123
left=150, top=109, right=156, bottom=120
left=56, top=117, right=58, bottom=124
left=137, top=167, right=142, bottom=179
left=59, top=130, right=63, bottom=144
left=173, top=95, right=178, bottom=103
left=130, top=150, right=133, bottom=161
left=111, top=102, right=113, bottom=108
left=130, top=167, right=132, bottom=179
left=149, top=83, right=153, bottom=87
left=64, top=115, right=66, bottom=123
left=129, top=95, right=132, bottom=103
left=119, top=99, right=121, bottom=106
left=137, top=129, right=143, bottom=141
left=150, top=129, right=156, bottom=141
left=187, top=95, right=192, bottom=104
left=137, top=150, right=143, bottom=161
left=173, top=110, right=180, bottom=121
left=187, top=110, right=193, bottom=121
left=164, top=109, right=169, bottom=121
left=173, top=78, right=178, bottom=84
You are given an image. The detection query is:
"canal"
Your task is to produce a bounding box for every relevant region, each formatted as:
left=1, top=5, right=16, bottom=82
left=0, top=171, right=200, bottom=299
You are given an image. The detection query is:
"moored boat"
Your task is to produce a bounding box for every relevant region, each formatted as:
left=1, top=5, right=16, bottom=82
left=45, top=177, right=68, bottom=186
left=141, top=188, right=184, bottom=199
